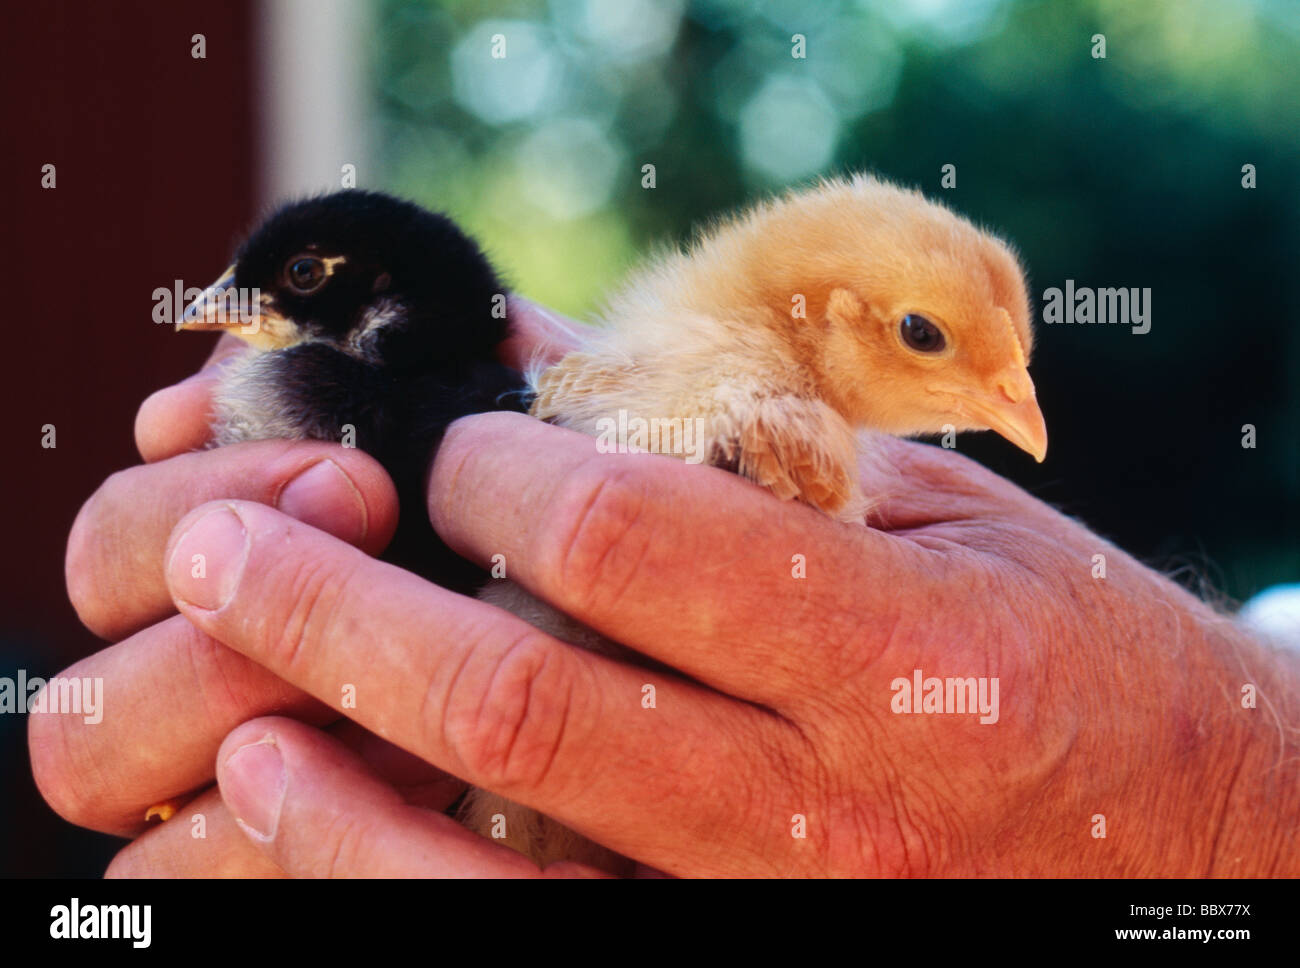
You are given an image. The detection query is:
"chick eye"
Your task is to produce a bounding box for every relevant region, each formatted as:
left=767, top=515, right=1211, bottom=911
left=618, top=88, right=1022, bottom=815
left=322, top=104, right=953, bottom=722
left=286, top=255, right=326, bottom=294
left=900, top=314, right=946, bottom=353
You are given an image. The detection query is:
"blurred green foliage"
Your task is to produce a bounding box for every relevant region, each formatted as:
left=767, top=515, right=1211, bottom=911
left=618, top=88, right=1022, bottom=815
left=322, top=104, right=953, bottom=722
left=371, top=0, right=1298, bottom=601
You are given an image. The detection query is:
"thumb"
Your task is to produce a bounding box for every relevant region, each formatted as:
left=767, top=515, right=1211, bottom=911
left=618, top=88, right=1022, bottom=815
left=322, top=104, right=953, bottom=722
left=216, top=717, right=605, bottom=878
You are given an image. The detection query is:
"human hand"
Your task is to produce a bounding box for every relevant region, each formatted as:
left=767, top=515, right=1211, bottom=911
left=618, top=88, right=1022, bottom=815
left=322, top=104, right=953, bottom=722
left=30, top=300, right=579, bottom=875
left=132, top=401, right=1300, bottom=875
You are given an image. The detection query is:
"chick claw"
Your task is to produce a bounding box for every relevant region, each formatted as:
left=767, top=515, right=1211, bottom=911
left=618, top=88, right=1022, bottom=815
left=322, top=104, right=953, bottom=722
left=144, top=798, right=186, bottom=823
left=732, top=396, right=861, bottom=521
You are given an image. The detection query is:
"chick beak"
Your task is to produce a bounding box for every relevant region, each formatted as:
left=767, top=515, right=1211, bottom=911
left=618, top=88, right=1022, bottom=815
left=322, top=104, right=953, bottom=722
left=953, top=366, right=1049, bottom=463
left=177, top=266, right=301, bottom=351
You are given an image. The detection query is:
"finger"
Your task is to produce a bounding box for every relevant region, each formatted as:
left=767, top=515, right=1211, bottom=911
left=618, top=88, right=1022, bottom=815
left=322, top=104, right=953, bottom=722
left=164, top=500, right=792, bottom=872
left=216, top=718, right=607, bottom=877
left=499, top=296, right=587, bottom=373
left=105, top=788, right=286, bottom=878
left=135, top=334, right=248, bottom=462
left=428, top=412, right=927, bottom=705
left=29, top=613, right=466, bottom=836
left=66, top=440, right=398, bottom=641
left=103, top=723, right=470, bottom=877
left=328, top=719, right=470, bottom=811
left=29, top=614, right=328, bottom=835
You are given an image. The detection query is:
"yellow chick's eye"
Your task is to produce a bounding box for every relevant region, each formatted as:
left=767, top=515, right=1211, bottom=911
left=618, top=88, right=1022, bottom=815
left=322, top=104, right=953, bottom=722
left=286, top=255, right=327, bottom=294
left=900, top=313, right=945, bottom=353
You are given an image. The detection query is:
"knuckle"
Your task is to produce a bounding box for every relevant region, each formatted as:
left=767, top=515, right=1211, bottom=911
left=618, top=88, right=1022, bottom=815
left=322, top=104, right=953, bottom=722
left=261, top=552, right=359, bottom=674
left=315, top=812, right=380, bottom=878
left=439, top=631, right=573, bottom=793
left=537, top=459, right=654, bottom=614
left=178, top=619, right=266, bottom=719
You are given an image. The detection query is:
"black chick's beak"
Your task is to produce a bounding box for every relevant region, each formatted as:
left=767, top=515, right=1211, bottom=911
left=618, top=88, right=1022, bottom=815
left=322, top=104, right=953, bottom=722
left=177, top=265, right=302, bottom=351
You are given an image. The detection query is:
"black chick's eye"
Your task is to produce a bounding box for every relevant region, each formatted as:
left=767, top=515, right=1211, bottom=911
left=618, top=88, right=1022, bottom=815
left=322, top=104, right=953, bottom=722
left=286, top=255, right=326, bottom=295
left=900, top=313, right=946, bottom=353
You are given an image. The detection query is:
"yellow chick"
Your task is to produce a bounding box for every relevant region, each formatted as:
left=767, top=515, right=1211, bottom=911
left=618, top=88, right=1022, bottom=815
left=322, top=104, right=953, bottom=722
left=464, top=173, right=1048, bottom=870
left=531, top=173, right=1045, bottom=516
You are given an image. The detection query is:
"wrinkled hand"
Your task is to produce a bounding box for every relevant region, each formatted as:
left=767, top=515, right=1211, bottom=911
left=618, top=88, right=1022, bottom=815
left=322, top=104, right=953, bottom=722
left=148, top=409, right=1299, bottom=875
left=33, top=303, right=1299, bottom=876
left=30, top=300, right=587, bottom=876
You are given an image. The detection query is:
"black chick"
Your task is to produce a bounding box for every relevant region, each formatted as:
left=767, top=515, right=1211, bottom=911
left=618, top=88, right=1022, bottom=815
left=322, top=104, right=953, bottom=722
left=178, top=189, right=526, bottom=593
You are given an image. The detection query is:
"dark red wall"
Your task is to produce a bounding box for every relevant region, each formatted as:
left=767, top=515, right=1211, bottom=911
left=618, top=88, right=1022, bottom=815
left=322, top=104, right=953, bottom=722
left=1, top=0, right=257, bottom=875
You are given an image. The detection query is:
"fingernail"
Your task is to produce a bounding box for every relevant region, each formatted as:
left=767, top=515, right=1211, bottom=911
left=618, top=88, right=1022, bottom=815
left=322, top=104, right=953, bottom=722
left=169, top=506, right=248, bottom=610
left=223, top=738, right=286, bottom=842
left=277, top=459, right=368, bottom=545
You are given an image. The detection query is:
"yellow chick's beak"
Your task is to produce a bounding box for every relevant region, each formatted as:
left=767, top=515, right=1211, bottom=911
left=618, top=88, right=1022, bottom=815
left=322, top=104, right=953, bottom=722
left=176, top=265, right=301, bottom=351
left=950, top=365, right=1049, bottom=463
